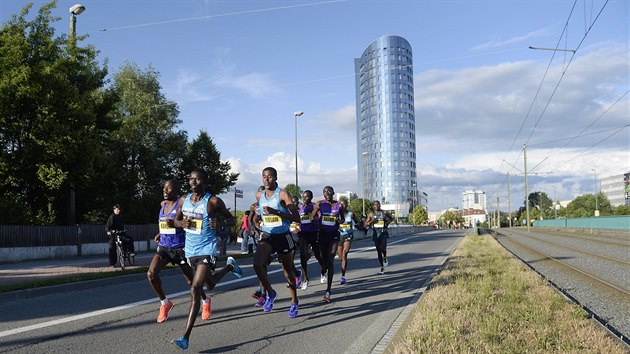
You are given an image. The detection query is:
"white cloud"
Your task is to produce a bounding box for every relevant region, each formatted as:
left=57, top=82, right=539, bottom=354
left=472, top=27, right=553, bottom=51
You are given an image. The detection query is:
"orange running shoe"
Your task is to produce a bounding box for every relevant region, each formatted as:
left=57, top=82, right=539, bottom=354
left=202, top=298, right=212, bottom=320
left=157, top=300, right=173, bottom=323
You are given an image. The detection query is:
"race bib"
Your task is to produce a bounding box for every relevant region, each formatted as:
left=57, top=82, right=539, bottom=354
left=339, top=223, right=351, bottom=230
left=300, top=215, right=311, bottom=224
left=185, top=218, right=202, bottom=235
left=322, top=215, right=336, bottom=226
left=374, top=221, right=385, bottom=228
left=263, top=214, right=283, bottom=228
left=159, top=221, right=176, bottom=235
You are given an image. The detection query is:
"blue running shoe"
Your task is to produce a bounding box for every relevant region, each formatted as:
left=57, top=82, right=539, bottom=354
left=288, top=301, right=299, bottom=318
left=295, top=269, right=303, bottom=288
left=227, top=257, right=242, bottom=278
left=340, top=276, right=346, bottom=285
left=171, top=336, right=189, bottom=351
left=263, top=291, right=277, bottom=312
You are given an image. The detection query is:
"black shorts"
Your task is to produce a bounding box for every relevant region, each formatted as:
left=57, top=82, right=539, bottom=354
left=372, top=229, right=389, bottom=242
left=187, top=255, right=217, bottom=270
left=340, top=233, right=354, bottom=242
left=318, top=230, right=340, bottom=246
left=157, top=246, right=187, bottom=266
left=298, top=231, right=318, bottom=245
left=260, top=231, right=297, bottom=254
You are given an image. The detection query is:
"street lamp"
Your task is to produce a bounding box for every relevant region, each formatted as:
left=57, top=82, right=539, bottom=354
left=293, top=111, right=303, bottom=189
left=591, top=168, right=599, bottom=217
left=69, top=4, right=85, bottom=38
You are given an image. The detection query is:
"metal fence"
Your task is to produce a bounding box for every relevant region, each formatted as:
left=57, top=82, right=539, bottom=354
left=0, top=224, right=158, bottom=248
left=533, top=215, right=630, bottom=231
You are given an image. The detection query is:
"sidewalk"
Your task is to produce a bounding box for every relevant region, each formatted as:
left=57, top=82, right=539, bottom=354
left=0, top=242, right=249, bottom=287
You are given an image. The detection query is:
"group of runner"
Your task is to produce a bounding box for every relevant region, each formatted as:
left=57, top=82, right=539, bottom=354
left=140, top=166, right=393, bottom=351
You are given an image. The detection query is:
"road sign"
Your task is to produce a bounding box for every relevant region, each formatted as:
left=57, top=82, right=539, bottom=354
left=235, top=188, right=243, bottom=198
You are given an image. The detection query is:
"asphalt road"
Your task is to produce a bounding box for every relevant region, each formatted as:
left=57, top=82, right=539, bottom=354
left=0, top=229, right=464, bottom=354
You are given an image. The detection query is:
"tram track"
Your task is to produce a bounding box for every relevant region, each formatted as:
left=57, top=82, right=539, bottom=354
left=491, top=229, right=630, bottom=347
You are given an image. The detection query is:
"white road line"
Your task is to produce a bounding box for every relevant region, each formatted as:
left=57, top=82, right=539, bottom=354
left=0, top=233, right=420, bottom=339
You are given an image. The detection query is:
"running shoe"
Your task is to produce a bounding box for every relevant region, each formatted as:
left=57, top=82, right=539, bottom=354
left=227, top=257, right=242, bottom=278
left=378, top=267, right=385, bottom=275
left=295, top=269, right=303, bottom=288
left=301, top=280, right=309, bottom=291
left=255, top=295, right=266, bottom=307
left=263, top=291, right=277, bottom=312
left=288, top=301, right=299, bottom=318
left=202, top=298, right=212, bottom=320
left=323, top=291, right=331, bottom=303
left=320, top=272, right=327, bottom=284
left=252, top=289, right=263, bottom=300
left=157, top=299, right=173, bottom=323
left=383, top=257, right=389, bottom=267
left=340, top=276, right=346, bottom=285
left=171, top=336, right=189, bottom=351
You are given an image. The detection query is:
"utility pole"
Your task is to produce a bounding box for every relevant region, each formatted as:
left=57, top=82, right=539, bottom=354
left=507, top=172, right=512, bottom=227
left=524, top=144, right=530, bottom=231
left=496, top=195, right=500, bottom=228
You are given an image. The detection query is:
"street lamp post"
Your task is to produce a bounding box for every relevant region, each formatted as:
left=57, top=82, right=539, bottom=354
left=591, top=168, right=599, bottom=217
left=361, top=151, right=368, bottom=217
left=293, top=111, right=303, bottom=189
left=69, top=4, right=85, bottom=39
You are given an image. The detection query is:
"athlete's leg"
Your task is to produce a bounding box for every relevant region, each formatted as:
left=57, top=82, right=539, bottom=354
left=205, top=261, right=233, bottom=291
left=325, top=238, right=338, bottom=292
left=179, top=262, right=207, bottom=301
left=182, top=263, right=209, bottom=340
left=253, top=241, right=276, bottom=298
left=147, top=253, right=170, bottom=300
left=299, top=235, right=311, bottom=281
left=278, top=252, right=298, bottom=304
left=339, top=240, right=351, bottom=276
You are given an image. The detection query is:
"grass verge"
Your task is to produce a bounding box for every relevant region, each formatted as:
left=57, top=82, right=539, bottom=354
left=389, top=235, right=627, bottom=353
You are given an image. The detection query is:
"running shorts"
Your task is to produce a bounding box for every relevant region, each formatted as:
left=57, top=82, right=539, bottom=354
left=260, top=231, right=297, bottom=254
left=157, top=246, right=187, bottom=266
left=188, top=255, right=217, bottom=270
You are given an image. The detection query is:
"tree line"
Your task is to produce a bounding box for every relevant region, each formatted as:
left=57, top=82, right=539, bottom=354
left=0, top=2, right=237, bottom=225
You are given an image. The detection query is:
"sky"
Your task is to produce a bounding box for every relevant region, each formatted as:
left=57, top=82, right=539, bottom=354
left=2, top=0, right=628, bottom=213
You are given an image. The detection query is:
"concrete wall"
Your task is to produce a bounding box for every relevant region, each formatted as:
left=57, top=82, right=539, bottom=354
left=0, top=240, right=158, bottom=263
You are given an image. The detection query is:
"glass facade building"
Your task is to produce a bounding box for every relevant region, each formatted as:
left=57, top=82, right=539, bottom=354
left=355, top=35, right=417, bottom=217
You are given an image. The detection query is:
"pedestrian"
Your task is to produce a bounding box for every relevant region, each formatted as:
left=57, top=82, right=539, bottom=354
left=240, top=211, right=250, bottom=254
left=252, top=167, right=301, bottom=318
left=170, top=168, right=243, bottom=351
left=146, top=179, right=211, bottom=323
left=310, top=186, right=342, bottom=302
left=364, top=201, right=393, bottom=275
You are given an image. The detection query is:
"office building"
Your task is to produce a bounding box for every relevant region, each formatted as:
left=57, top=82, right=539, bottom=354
left=355, top=35, right=417, bottom=217
left=600, top=172, right=630, bottom=207
left=462, top=190, right=487, bottom=211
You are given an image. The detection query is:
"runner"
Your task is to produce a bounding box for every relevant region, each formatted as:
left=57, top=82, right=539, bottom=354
left=364, top=200, right=393, bottom=275
left=337, top=199, right=355, bottom=285
left=310, top=186, right=342, bottom=302
left=297, top=190, right=324, bottom=290
left=146, top=179, right=212, bottom=323
left=170, top=168, right=243, bottom=351
left=253, top=167, right=301, bottom=318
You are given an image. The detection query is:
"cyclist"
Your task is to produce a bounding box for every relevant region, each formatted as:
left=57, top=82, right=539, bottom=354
left=105, top=204, right=134, bottom=267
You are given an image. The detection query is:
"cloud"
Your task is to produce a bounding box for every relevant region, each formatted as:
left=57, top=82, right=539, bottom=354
left=214, top=72, right=282, bottom=99
left=472, top=27, right=553, bottom=51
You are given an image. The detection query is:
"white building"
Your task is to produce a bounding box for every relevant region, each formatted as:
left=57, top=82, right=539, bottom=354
left=600, top=172, right=630, bottom=207
left=462, top=190, right=487, bottom=211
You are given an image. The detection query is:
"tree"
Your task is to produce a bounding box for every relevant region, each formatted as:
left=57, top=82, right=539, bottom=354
left=0, top=1, right=112, bottom=224
left=284, top=184, right=303, bottom=201
left=614, top=204, right=630, bottom=215
left=103, top=62, right=188, bottom=222
left=409, top=206, right=428, bottom=225
left=564, top=193, right=612, bottom=218
left=179, top=130, right=238, bottom=197
left=348, top=198, right=371, bottom=218
left=439, top=210, right=463, bottom=228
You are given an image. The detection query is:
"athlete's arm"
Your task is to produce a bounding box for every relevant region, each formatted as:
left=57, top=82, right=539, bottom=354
left=209, top=197, right=236, bottom=228
left=277, top=189, right=300, bottom=223
left=171, top=196, right=188, bottom=228
left=365, top=212, right=375, bottom=227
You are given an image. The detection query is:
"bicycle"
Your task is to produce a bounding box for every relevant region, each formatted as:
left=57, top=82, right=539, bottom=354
left=111, top=229, right=135, bottom=270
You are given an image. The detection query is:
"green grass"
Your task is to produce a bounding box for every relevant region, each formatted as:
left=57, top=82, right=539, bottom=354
left=389, top=235, right=625, bottom=354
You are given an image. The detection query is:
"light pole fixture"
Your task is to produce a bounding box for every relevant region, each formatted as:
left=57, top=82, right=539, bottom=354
left=69, top=4, right=85, bottom=38
left=293, top=111, right=303, bottom=189
left=591, top=168, right=599, bottom=217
